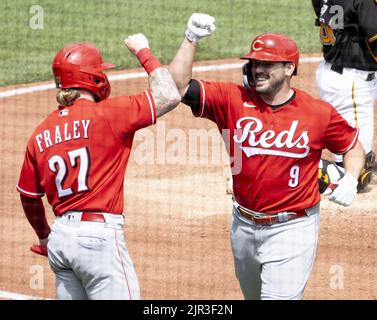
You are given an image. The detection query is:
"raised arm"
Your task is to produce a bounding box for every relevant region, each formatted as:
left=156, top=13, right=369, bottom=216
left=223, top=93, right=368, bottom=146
left=124, top=33, right=181, bottom=118
left=168, top=13, right=216, bottom=97
left=169, top=39, right=197, bottom=97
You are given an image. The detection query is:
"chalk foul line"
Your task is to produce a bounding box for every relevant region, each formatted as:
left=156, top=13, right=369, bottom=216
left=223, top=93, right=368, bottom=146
left=0, top=57, right=323, bottom=98
left=0, top=289, right=51, bottom=300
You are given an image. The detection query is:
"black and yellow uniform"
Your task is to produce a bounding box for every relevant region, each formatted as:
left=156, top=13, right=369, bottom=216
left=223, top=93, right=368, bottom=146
left=312, top=0, right=377, bottom=72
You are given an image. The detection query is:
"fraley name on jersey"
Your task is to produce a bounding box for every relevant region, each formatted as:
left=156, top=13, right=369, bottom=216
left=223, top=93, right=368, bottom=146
left=35, top=120, right=91, bottom=153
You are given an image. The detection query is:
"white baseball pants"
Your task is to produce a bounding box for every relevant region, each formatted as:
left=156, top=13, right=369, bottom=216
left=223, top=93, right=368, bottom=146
left=316, top=60, right=377, bottom=163
left=230, top=204, right=320, bottom=300
left=47, top=212, right=140, bottom=300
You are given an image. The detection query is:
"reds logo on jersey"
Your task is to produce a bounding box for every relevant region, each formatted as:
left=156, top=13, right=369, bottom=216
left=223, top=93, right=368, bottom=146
left=233, top=116, right=310, bottom=158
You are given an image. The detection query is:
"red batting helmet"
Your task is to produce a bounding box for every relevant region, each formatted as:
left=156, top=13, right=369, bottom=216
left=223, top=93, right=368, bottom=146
left=52, top=43, right=115, bottom=101
left=241, top=33, right=299, bottom=74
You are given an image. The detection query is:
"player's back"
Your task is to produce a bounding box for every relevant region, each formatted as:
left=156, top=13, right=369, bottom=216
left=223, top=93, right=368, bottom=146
left=29, top=98, right=133, bottom=215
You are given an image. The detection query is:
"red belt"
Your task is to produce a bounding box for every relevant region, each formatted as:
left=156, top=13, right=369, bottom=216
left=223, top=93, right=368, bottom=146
left=81, top=212, right=106, bottom=223
left=237, top=206, right=307, bottom=225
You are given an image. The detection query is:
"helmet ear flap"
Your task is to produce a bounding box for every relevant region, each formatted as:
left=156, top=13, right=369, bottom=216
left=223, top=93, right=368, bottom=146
left=242, top=61, right=253, bottom=90
left=89, top=74, right=103, bottom=85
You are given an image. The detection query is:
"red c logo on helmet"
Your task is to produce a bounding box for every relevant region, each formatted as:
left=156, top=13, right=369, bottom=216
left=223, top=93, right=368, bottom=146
left=252, top=40, right=264, bottom=52
left=241, top=33, right=299, bottom=75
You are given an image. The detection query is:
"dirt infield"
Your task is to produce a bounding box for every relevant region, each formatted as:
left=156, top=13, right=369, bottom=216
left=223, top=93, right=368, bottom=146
left=0, top=57, right=376, bottom=300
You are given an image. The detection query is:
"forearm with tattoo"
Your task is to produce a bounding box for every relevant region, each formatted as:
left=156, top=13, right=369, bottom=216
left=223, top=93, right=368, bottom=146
left=149, top=67, right=181, bottom=118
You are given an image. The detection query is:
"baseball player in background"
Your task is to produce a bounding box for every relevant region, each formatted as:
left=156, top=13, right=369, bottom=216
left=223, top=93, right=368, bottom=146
left=169, top=13, right=365, bottom=299
left=17, top=34, right=181, bottom=299
left=313, top=0, right=377, bottom=193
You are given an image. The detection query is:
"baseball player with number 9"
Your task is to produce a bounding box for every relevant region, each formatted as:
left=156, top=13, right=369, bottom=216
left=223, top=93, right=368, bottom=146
left=169, top=13, right=365, bottom=299
left=17, top=34, right=180, bottom=299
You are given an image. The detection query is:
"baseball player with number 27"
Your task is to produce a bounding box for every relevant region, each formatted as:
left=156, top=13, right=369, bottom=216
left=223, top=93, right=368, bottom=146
left=169, top=13, right=365, bottom=299
left=17, top=34, right=180, bottom=299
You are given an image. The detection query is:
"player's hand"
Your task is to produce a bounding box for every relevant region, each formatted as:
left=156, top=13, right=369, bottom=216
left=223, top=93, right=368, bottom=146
left=185, top=13, right=216, bottom=44
left=124, top=33, right=150, bottom=55
left=323, top=172, right=358, bottom=206
left=30, top=237, right=48, bottom=257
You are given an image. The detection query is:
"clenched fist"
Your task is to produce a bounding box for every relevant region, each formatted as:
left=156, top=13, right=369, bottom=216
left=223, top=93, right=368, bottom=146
left=124, top=33, right=150, bottom=55
left=185, top=13, right=216, bottom=44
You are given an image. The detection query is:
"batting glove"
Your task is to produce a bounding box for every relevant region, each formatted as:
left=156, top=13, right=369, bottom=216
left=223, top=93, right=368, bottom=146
left=30, top=244, right=48, bottom=257
left=124, top=33, right=150, bottom=55
left=30, top=237, right=48, bottom=257
left=185, top=13, right=216, bottom=45
left=323, top=172, right=358, bottom=206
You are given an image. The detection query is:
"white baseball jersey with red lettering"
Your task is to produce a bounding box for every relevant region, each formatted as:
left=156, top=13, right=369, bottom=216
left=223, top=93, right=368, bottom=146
left=192, top=80, right=358, bottom=213
left=17, top=91, right=156, bottom=216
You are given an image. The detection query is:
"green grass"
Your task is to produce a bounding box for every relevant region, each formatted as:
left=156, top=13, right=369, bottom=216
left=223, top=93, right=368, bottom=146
left=0, top=0, right=320, bottom=86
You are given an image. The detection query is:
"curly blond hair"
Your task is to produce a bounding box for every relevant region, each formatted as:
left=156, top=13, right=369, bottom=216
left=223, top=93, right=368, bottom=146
left=56, top=89, right=81, bottom=106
